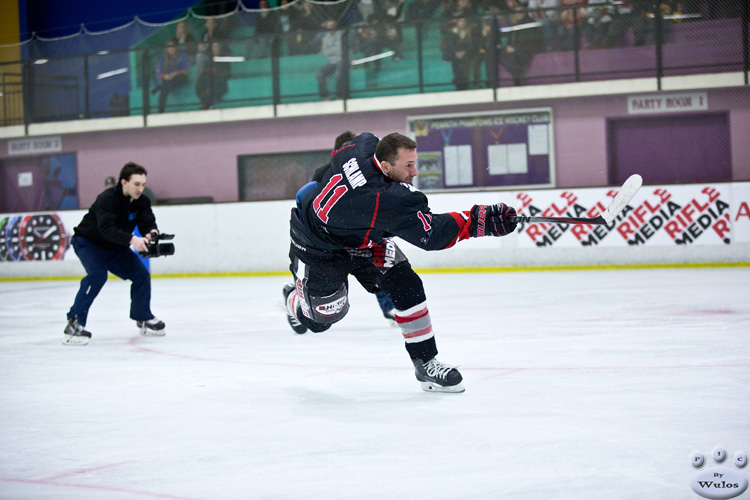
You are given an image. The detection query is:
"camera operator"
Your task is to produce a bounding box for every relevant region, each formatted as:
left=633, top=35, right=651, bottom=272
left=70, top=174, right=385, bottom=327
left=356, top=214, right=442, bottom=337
left=63, top=162, right=166, bottom=345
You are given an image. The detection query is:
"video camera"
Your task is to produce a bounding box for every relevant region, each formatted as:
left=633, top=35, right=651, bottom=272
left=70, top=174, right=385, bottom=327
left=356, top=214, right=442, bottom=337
left=139, top=233, right=175, bottom=258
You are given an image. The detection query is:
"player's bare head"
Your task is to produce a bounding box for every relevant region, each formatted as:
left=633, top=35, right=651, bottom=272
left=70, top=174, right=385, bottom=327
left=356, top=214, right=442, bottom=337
left=375, top=133, right=417, bottom=165
left=119, top=162, right=148, bottom=184
left=376, top=133, right=418, bottom=184
left=334, top=131, right=356, bottom=150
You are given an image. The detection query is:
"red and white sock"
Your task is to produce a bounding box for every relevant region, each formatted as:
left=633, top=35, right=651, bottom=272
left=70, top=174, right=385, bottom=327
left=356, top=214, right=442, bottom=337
left=395, top=301, right=434, bottom=344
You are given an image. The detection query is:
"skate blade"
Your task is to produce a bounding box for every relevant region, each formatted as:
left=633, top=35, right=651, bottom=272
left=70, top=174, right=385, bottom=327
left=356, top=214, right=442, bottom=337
left=62, top=335, right=90, bottom=346
left=140, top=328, right=166, bottom=337
left=420, top=381, right=465, bottom=393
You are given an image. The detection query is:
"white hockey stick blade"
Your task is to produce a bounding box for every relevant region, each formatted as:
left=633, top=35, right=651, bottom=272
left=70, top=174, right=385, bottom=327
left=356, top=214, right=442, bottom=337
left=601, top=174, right=643, bottom=224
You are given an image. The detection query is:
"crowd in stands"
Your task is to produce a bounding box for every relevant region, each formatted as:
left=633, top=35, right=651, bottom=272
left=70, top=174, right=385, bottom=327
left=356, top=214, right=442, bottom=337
left=148, top=0, right=742, bottom=111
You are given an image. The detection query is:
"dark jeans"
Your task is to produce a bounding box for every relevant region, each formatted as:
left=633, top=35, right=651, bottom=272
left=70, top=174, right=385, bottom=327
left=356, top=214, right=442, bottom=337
left=317, top=62, right=345, bottom=99
left=157, top=73, right=188, bottom=113
left=67, top=236, right=153, bottom=326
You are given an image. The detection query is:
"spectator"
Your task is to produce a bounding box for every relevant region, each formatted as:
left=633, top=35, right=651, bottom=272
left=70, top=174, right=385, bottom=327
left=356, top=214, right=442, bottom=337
left=445, top=17, right=475, bottom=90
left=104, top=176, right=116, bottom=188
left=314, top=19, right=346, bottom=100
left=196, top=41, right=232, bottom=110
left=195, top=17, right=226, bottom=76
left=355, top=0, right=383, bottom=24
left=584, top=0, right=615, bottom=49
left=252, top=0, right=279, bottom=58
left=153, top=39, right=190, bottom=113
left=606, top=1, right=650, bottom=47
left=355, top=15, right=386, bottom=87
left=175, top=21, right=197, bottom=63
left=405, top=0, right=439, bottom=22
left=289, top=0, right=319, bottom=55
left=439, top=0, right=478, bottom=60
left=498, top=5, right=544, bottom=86
left=381, top=0, right=406, bottom=60
left=472, top=15, right=498, bottom=88
left=528, top=0, right=562, bottom=50
left=558, top=2, right=588, bottom=51
left=648, top=1, right=686, bottom=45
left=277, top=0, right=294, bottom=49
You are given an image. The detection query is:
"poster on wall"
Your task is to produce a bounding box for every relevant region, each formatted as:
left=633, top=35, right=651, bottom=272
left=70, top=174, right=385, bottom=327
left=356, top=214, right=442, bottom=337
left=514, top=182, right=747, bottom=248
left=407, top=108, right=555, bottom=191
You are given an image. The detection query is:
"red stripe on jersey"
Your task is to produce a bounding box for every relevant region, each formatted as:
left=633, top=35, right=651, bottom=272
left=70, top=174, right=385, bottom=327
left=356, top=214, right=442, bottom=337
left=359, top=192, right=381, bottom=248
left=332, top=143, right=355, bottom=156
left=402, top=325, right=433, bottom=339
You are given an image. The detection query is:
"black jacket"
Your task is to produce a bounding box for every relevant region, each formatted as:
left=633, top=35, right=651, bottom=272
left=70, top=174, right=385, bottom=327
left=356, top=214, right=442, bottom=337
left=297, top=133, right=467, bottom=252
left=74, top=186, right=157, bottom=250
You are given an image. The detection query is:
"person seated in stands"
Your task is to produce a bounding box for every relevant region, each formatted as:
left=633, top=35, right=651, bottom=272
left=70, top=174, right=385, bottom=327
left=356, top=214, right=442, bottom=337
left=175, top=21, right=197, bottom=63
left=153, top=39, right=190, bottom=113
left=498, top=4, right=544, bottom=86
left=196, top=41, right=231, bottom=110
left=355, top=15, right=386, bottom=87
left=289, top=0, right=320, bottom=55
left=583, top=0, right=615, bottom=49
left=380, top=0, right=406, bottom=61
left=251, top=0, right=279, bottom=58
left=404, top=0, right=440, bottom=23
left=605, top=1, right=650, bottom=48
left=444, top=17, right=475, bottom=90
left=558, top=2, right=588, bottom=51
left=277, top=0, right=294, bottom=54
left=473, top=15, right=498, bottom=88
left=196, top=17, right=227, bottom=76
left=314, top=19, right=346, bottom=100
left=528, top=0, right=562, bottom=51
left=438, top=0, right=478, bottom=61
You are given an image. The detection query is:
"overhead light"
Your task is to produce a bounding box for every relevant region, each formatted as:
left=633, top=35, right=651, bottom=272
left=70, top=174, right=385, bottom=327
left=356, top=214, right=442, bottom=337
left=646, top=12, right=701, bottom=19
left=213, top=56, right=245, bottom=62
left=97, top=50, right=110, bottom=55
left=500, top=22, right=542, bottom=32
left=34, top=59, right=48, bottom=65
left=96, top=67, right=128, bottom=79
left=352, top=50, right=395, bottom=66
left=663, top=13, right=701, bottom=20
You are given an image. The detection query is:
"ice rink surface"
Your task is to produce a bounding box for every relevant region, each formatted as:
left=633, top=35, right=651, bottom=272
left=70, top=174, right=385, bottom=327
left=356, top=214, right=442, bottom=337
left=1, top=268, right=748, bottom=500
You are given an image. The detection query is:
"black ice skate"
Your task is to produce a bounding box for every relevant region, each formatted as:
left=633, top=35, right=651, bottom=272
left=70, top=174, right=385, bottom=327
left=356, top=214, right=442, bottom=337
left=413, top=357, right=465, bottom=393
left=137, top=317, right=166, bottom=336
left=283, top=284, right=307, bottom=334
left=62, top=317, right=92, bottom=346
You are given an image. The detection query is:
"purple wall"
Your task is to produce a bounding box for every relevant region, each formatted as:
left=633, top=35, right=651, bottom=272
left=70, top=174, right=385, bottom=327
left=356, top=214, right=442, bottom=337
left=1, top=86, right=749, bottom=208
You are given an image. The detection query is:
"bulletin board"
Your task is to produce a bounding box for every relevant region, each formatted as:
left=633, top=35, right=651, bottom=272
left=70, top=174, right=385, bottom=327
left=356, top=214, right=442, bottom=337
left=407, top=108, right=555, bottom=191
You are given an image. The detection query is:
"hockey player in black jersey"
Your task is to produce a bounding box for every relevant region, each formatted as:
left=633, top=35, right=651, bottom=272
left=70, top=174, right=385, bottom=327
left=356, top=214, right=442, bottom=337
left=313, top=131, right=397, bottom=324
left=284, top=132, right=518, bottom=392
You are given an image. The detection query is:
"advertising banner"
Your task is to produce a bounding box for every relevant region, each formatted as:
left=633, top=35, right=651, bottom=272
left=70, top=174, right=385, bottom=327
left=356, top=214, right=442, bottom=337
left=515, top=183, right=747, bottom=248
left=0, top=210, right=82, bottom=262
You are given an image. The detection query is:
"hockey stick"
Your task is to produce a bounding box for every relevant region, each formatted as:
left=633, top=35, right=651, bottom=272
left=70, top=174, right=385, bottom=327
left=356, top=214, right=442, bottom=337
left=507, top=174, right=643, bottom=225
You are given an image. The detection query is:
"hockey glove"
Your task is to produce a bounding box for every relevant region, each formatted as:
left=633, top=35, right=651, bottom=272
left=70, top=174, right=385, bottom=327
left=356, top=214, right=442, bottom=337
left=468, top=203, right=518, bottom=237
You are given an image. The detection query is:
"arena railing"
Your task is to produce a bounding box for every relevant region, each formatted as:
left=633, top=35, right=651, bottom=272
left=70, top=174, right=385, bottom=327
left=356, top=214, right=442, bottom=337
left=0, top=3, right=747, bottom=128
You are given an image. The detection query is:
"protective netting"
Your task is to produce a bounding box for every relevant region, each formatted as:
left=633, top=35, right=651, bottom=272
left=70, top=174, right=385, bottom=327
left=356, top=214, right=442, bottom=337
left=0, top=0, right=746, bottom=126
